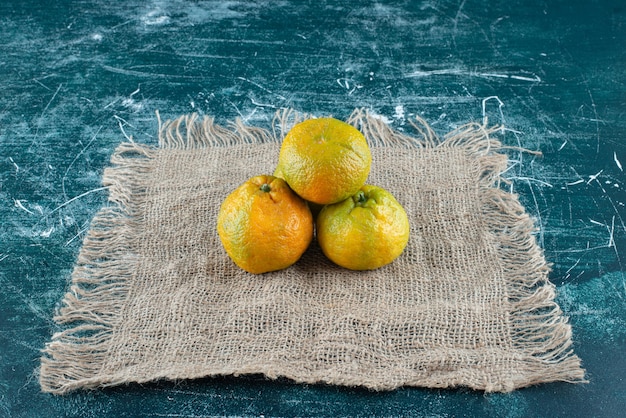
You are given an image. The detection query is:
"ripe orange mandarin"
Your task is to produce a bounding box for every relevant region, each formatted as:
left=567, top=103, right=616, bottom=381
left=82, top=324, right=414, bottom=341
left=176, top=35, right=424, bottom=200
left=275, top=117, right=371, bottom=205
left=217, top=175, right=314, bottom=274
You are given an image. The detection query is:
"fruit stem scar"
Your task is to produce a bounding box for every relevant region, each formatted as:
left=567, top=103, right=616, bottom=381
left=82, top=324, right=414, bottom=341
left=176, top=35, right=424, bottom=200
left=260, top=184, right=271, bottom=192
left=356, top=191, right=366, bottom=205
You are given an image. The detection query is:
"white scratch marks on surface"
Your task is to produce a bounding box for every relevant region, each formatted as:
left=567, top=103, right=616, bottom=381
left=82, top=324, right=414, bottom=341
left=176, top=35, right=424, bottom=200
left=586, top=87, right=601, bottom=154
left=142, top=9, right=171, bottom=26
left=555, top=244, right=612, bottom=254
left=47, top=186, right=109, bottom=217
left=102, top=64, right=202, bottom=80
left=65, top=225, right=89, bottom=246
left=28, top=83, right=63, bottom=151
left=509, top=74, right=542, bottom=82
left=62, top=125, right=103, bottom=202
left=337, top=78, right=349, bottom=90
left=566, top=179, right=585, bottom=186
left=589, top=219, right=605, bottom=227
left=188, top=37, right=285, bottom=46
left=405, top=68, right=462, bottom=77
left=114, top=115, right=136, bottom=143
left=121, top=85, right=143, bottom=112
left=104, top=97, right=121, bottom=109
left=510, top=176, right=553, bottom=188
left=405, top=68, right=542, bottom=83
left=31, top=75, right=55, bottom=91
left=526, top=180, right=544, bottom=248
left=9, top=157, right=19, bottom=172
left=336, top=78, right=359, bottom=95
left=14, top=199, right=35, bottom=215
left=481, top=96, right=504, bottom=125
left=41, top=83, right=63, bottom=116
left=499, top=160, right=521, bottom=177
left=564, top=258, right=581, bottom=280
left=588, top=175, right=626, bottom=273
left=451, top=0, right=467, bottom=46
left=614, top=152, right=623, bottom=171
left=237, top=77, right=286, bottom=100
left=249, top=97, right=277, bottom=109
left=594, top=176, right=626, bottom=251
left=586, top=169, right=603, bottom=185
left=394, top=104, right=405, bottom=121
left=608, top=215, right=616, bottom=248
left=40, top=226, right=55, bottom=238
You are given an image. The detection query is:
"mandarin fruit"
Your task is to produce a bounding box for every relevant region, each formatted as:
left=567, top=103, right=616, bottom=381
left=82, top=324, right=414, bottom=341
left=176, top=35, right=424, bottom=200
left=316, top=185, right=409, bottom=270
left=217, top=175, right=313, bottom=274
left=276, top=117, right=371, bottom=205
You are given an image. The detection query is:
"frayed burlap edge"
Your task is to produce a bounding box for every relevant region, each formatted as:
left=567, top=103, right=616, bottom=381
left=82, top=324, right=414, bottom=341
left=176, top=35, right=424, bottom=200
left=39, top=108, right=586, bottom=394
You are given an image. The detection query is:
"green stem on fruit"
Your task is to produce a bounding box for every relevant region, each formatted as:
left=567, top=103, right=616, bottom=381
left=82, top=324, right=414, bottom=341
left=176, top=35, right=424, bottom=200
left=260, top=183, right=271, bottom=192
left=356, top=190, right=366, bottom=205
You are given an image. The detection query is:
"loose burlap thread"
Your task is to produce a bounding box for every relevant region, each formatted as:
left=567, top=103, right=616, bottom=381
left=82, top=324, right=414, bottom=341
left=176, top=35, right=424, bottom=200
left=40, top=109, right=586, bottom=394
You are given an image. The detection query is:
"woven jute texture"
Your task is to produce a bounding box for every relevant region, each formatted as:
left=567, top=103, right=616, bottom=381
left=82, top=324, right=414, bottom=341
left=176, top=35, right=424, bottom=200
left=40, top=109, right=585, bottom=394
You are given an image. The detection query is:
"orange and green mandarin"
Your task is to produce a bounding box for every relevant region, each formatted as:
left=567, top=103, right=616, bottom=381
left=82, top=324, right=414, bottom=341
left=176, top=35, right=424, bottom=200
left=316, top=185, right=410, bottom=271
left=276, top=118, right=371, bottom=205
left=217, top=175, right=313, bottom=274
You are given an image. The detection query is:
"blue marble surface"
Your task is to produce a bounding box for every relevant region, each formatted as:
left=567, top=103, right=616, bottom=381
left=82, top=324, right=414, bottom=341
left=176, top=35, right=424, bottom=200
left=1, top=0, right=624, bottom=416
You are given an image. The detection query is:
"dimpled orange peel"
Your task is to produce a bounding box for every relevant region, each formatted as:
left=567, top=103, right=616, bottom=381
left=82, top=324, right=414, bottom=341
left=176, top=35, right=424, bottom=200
left=316, top=184, right=410, bottom=271
left=217, top=175, right=314, bottom=274
left=275, top=117, right=372, bottom=205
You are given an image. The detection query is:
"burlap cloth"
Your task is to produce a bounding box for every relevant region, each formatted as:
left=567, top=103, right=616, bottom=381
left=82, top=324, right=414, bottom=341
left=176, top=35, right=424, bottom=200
left=40, top=109, right=585, bottom=394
